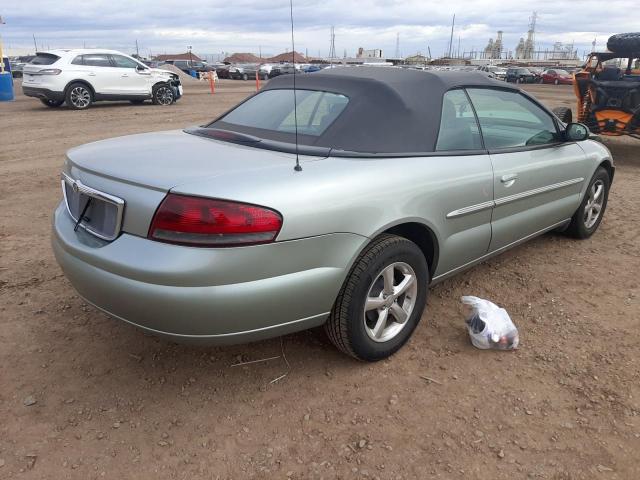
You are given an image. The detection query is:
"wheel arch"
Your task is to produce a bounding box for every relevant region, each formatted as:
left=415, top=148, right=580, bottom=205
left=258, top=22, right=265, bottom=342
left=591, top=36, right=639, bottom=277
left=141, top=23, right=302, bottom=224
left=337, top=220, right=441, bottom=293
left=152, top=80, right=170, bottom=91
left=64, top=79, right=95, bottom=96
left=598, top=158, right=615, bottom=182
left=382, top=222, right=439, bottom=277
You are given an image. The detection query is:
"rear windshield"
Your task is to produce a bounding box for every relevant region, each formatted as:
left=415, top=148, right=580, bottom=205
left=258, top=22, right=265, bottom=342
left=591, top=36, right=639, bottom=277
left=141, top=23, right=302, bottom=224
left=30, top=53, right=60, bottom=65
left=213, top=89, right=349, bottom=137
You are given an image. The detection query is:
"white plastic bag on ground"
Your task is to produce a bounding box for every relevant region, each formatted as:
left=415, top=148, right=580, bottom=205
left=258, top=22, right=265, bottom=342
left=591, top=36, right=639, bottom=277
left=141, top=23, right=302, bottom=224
left=461, top=296, right=519, bottom=350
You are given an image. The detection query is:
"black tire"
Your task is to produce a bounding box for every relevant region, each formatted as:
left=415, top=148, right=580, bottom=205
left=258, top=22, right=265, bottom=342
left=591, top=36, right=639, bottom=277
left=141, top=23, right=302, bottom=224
left=552, top=107, right=573, bottom=124
left=130, top=99, right=145, bottom=105
left=607, top=32, right=640, bottom=53
left=40, top=98, right=64, bottom=108
left=261, top=73, right=268, bottom=80
left=325, top=234, right=429, bottom=361
left=65, top=82, right=93, bottom=110
left=565, top=167, right=610, bottom=239
left=152, top=83, right=174, bottom=106
left=242, top=73, right=248, bottom=81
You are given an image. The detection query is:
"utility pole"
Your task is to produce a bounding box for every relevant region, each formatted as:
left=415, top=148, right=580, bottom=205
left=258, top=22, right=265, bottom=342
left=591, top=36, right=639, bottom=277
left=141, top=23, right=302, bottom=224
left=448, top=14, right=455, bottom=57
left=135, top=39, right=139, bottom=58
left=329, top=26, right=336, bottom=60
left=395, top=33, right=400, bottom=58
left=0, top=16, right=5, bottom=74
left=259, top=45, right=262, bottom=59
left=33, top=34, right=38, bottom=53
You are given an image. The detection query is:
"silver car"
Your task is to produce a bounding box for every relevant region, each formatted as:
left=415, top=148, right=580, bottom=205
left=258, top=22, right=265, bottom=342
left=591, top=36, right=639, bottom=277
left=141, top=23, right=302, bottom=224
left=52, top=68, right=614, bottom=361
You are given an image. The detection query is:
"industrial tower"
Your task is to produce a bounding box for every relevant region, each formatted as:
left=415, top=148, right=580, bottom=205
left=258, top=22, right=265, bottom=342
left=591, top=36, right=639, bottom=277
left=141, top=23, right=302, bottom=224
left=329, top=26, right=336, bottom=59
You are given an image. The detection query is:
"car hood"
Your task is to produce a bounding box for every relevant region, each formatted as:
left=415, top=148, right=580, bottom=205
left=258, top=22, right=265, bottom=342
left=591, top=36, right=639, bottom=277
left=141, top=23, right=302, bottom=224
left=65, top=129, right=302, bottom=191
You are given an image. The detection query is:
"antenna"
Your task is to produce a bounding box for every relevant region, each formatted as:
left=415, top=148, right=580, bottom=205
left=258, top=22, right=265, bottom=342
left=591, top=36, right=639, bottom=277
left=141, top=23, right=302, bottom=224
left=289, top=0, right=302, bottom=172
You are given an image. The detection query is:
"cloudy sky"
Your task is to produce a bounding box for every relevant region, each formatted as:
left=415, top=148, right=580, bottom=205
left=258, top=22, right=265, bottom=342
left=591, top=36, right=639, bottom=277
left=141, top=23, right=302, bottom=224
left=1, top=0, right=636, bottom=59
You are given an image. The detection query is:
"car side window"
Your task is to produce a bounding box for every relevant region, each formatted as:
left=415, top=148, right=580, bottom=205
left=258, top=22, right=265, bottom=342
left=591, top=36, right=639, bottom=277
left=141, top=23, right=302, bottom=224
left=71, top=55, right=84, bottom=65
left=111, top=55, right=139, bottom=69
left=82, top=54, right=112, bottom=67
left=435, top=89, right=483, bottom=151
left=466, top=88, right=560, bottom=149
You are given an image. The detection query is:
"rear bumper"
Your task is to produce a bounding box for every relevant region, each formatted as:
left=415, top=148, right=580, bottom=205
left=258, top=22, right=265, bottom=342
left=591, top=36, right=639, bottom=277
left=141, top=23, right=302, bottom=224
left=52, top=202, right=366, bottom=344
left=22, top=86, right=65, bottom=101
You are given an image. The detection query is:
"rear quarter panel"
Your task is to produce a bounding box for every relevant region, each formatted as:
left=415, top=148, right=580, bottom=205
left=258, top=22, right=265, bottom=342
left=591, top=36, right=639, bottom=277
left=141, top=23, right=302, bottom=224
left=172, top=153, right=495, bottom=278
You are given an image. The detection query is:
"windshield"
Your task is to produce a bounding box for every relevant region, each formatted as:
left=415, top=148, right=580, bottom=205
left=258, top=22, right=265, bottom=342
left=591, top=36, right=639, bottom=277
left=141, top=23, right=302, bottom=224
left=212, top=89, right=349, bottom=137
left=555, top=69, right=569, bottom=76
left=31, top=53, right=60, bottom=65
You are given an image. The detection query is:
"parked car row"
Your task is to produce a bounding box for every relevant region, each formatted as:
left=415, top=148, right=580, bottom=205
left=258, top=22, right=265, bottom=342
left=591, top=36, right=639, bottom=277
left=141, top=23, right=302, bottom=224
left=477, top=66, right=575, bottom=85
left=213, top=62, right=330, bottom=80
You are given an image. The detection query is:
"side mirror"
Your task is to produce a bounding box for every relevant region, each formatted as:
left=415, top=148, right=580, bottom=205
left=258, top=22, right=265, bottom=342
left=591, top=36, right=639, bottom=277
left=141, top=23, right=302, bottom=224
left=565, top=122, right=590, bottom=142
left=136, top=64, right=147, bottom=71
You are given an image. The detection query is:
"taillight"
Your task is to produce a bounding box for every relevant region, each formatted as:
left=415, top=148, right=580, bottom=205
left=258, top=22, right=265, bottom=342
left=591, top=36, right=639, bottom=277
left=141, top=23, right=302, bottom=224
left=148, top=194, right=282, bottom=247
left=39, top=69, right=62, bottom=75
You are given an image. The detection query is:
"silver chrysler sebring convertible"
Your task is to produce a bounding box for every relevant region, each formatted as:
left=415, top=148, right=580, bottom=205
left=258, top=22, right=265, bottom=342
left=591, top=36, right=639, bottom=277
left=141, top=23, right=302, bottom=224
left=52, top=67, right=614, bottom=361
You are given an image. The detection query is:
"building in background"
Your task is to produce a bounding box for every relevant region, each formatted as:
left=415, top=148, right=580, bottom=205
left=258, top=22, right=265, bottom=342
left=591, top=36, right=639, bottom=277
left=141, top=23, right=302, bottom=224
left=154, top=52, right=203, bottom=62
left=356, top=48, right=383, bottom=59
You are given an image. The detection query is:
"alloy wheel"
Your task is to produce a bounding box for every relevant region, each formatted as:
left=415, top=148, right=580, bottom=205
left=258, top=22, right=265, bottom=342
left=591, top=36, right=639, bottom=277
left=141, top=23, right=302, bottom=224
left=155, top=86, right=174, bottom=105
left=70, top=87, right=91, bottom=108
left=363, top=262, right=418, bottom=343
left=584, top=179, right=605, bottom=229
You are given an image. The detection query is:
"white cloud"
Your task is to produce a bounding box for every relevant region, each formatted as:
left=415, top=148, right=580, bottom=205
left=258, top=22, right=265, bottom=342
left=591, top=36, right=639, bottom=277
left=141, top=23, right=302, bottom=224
left=1, top=0, right=636, bottom=57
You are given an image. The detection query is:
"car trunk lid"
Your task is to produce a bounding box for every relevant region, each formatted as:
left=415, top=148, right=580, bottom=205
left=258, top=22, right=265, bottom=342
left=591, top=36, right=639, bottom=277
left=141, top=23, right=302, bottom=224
left=63, top=130, right=306, bottom=238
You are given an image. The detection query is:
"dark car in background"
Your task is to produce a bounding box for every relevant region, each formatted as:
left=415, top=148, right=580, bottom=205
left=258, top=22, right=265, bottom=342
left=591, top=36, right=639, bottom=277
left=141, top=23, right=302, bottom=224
left=142, top=60, right=164, bottom=68
left=229, top=64, right=268, bottom=80
left=9, top=55, right=36, bottom=78
left=505, top=67, right=536, bottom=84
left=215, top=64, right=232, bottom=79
left=268, top=63, right=303, bottom=78
left=528, top=67, right=545, bottom=83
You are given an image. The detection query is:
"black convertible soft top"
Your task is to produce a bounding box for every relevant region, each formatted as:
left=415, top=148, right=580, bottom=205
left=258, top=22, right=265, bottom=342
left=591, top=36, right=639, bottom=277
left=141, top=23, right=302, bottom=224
left=200, top=67, right=520, bottom=155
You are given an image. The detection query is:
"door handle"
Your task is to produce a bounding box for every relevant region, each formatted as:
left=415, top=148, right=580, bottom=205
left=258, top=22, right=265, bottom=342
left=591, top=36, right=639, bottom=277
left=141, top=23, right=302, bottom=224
left=501, top=173, right=518, bottom=187
left=121, top=74, right=129, bottom=77
left=87, top=72, right=96, bottom=76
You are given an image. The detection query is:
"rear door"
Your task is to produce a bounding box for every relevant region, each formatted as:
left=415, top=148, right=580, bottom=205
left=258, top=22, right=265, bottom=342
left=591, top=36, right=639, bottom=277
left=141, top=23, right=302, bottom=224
left=75, top=53, right=121, bottom=94
left=466, top=88, right=587, bottom=252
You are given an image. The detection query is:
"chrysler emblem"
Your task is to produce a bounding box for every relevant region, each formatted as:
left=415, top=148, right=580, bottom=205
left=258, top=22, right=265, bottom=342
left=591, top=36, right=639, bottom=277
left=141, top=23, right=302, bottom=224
left=72, top=181, right=79, bottom=193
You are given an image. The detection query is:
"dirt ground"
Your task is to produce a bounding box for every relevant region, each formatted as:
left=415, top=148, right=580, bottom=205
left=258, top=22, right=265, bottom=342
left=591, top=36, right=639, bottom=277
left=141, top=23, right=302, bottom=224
left=1, top=79, right=639, bottom=480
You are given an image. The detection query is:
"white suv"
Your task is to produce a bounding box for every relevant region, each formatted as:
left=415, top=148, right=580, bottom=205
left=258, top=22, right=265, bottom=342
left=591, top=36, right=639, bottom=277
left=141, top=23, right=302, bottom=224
left=22, top=49, right=183, bottom=109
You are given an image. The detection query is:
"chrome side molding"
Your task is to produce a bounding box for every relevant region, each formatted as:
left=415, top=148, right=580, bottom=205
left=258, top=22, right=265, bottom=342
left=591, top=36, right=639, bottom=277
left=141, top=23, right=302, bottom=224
left=446, top=177, right=584, bottom=219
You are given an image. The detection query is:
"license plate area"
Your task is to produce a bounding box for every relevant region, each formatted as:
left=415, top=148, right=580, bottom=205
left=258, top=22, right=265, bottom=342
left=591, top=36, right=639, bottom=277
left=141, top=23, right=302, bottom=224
left=62, top=173, right=125, bottom=241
